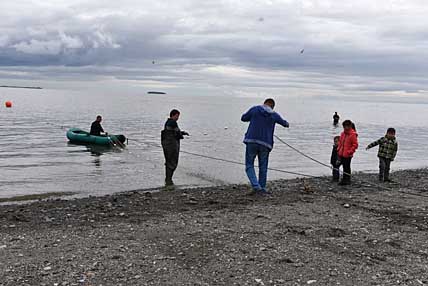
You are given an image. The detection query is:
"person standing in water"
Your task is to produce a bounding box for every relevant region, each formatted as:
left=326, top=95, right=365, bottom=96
left=333, top=112, right=340, bottom=126
left=241, top=98, right=289, bottom=195
left=90, top=115, right=105, bottom=136
left=161, top=109, right=189, bottom=187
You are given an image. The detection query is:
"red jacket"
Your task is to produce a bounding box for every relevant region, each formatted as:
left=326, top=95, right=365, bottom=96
left=337, top=129, right=358, bottom=158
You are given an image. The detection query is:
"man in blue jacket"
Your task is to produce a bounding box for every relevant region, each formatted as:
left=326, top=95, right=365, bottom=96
left=241, top=98, right=289, bottom=194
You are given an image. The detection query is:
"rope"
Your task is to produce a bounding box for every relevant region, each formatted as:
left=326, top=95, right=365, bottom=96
left=274, top=135, right=428, bottom=199
left=179, top=149, right=319, bottom=178
left=123, top=138, right=428, bottom=198
left=274, top=135, right=332, bottom=169
left=127, top=138, right=318, bottom=178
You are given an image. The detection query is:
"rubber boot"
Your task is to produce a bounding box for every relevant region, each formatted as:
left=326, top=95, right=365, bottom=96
left=165, top=167, right=174, bottom=187
left=384, top=173, right=391, bottom=183
left=339, top=176, right=351, bottom=186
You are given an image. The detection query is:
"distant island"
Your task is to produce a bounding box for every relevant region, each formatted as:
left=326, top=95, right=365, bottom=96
left=147, top=91, right=166, bottom=95
left=0, top=85, right=43, bottom=89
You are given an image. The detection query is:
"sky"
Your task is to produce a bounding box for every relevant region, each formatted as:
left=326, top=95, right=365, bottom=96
left=1, top=0, right=428, bottom=98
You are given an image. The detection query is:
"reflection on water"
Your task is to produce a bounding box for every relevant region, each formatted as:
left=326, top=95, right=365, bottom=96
left=1, top=88, right=428, bottom=198
left=68, top=142, right=127, bottom=169
left=93, top=156, right=101, bottom=167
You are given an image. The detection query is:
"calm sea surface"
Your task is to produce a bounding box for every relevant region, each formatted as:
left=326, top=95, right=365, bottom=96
left=1, top=88, right=427, bottom=198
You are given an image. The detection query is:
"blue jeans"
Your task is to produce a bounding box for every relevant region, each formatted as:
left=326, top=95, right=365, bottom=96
left=245, top=143, right=271, bottom=191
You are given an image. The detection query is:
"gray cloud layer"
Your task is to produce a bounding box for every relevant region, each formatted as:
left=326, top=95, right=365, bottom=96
left=1, top=0, right=428, bottom=96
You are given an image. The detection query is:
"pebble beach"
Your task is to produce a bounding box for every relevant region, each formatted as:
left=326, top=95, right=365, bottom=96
left=1, top=169, right=428, bottom=285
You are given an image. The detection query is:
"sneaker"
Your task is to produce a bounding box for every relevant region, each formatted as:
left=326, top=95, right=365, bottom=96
left=246, top=189, right=259, bottom=196
left=246, top=189, right=272, bottom=196
left=258, top=189, right=273, bottom=196
left=384, top=179, right=398, bottom=184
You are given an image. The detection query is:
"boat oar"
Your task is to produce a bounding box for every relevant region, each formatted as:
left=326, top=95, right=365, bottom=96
left=108, top=135, right=125, bottom=149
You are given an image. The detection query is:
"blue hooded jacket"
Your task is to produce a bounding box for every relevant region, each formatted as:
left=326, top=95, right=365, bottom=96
left=241, top=105, right=289, bottom=150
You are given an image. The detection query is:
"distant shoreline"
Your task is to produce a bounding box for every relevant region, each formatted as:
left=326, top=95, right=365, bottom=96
left=0, top=85, right=43, bottom=90
left=147, top=91, right=166, bottom=94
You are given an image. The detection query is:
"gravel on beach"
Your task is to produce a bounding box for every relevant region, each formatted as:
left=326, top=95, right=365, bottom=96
left=1, top=169, right=428, bottom=286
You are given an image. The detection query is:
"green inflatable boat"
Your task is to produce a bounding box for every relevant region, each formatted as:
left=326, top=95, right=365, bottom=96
left=66, top=128, right=126, bottom=146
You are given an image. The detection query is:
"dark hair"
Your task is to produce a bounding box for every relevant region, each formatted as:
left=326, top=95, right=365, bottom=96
left=334, top=136, right=340, bottom=140
left=387, top=127, right=396, bottom=134
left=264, top=98, right=275, bottom=108
left=342, top=120, right=352, bottom=127
left=170, top=109, right=180, bottom=117
left=96, top=115, right=102, bottom=120
left=351, top=122, right=356, bottom=131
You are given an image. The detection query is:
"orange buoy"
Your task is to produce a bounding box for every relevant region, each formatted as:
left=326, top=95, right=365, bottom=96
left=5, top=101, right=12, bottom=108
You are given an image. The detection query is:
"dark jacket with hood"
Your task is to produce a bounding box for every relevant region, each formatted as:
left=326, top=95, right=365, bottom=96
left=330, top=145, right=339, bottom=166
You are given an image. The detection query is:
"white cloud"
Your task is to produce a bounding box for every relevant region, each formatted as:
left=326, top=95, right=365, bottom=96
left=60, top=33, right=84, bottom=49
left=92, top=30, right=120, bottom=49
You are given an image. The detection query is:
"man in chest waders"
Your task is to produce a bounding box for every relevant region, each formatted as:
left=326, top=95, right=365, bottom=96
left=161, top=109, right=189, bottom=187
left=333, top=112, right=340, bottom=126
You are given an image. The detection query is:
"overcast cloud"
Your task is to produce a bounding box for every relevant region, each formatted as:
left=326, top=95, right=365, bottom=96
left=1, top=0, right=428, bottom=97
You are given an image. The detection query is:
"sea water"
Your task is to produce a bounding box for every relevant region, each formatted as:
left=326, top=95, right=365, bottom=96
left=1, top=88, right=427, bottom=198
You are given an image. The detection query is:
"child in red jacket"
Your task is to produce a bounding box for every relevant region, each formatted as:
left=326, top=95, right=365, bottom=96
left=336, top=120, right=358, bottom=185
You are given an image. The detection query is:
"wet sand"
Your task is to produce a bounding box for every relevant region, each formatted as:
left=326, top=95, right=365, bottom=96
left=1, top=169, right=428, bottom=286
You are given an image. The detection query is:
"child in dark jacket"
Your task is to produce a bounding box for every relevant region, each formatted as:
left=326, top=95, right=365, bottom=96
left=330, top=136, right=340, bottom=181
left=366, top=128, right=398, bottom=182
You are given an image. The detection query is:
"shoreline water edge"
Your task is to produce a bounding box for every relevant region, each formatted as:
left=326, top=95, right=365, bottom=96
left=1, top=168, right=428, bottom=285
